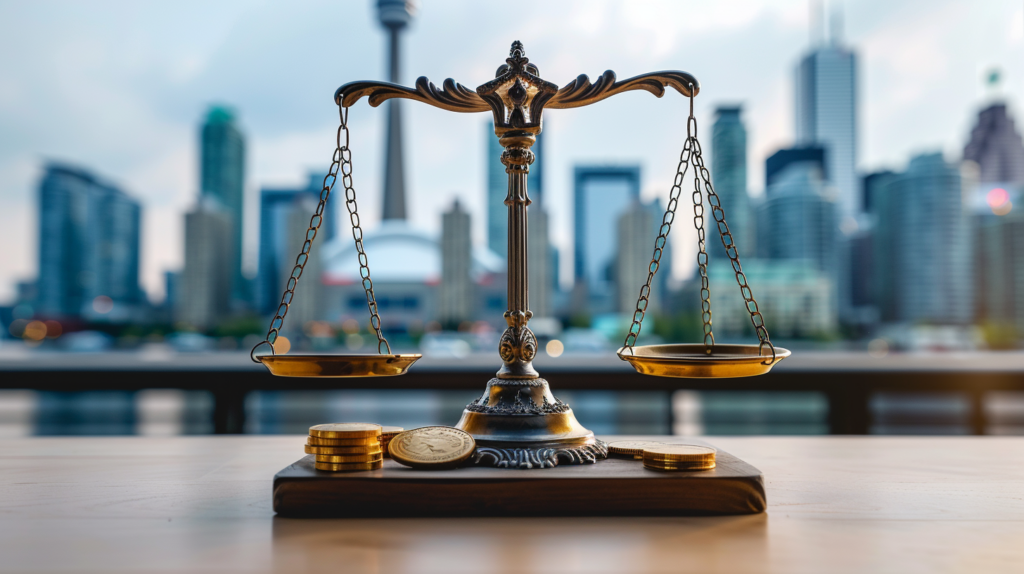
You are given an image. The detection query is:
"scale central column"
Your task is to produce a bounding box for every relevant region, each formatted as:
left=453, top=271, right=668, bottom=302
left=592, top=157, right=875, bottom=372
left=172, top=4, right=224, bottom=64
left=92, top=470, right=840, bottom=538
left=496, top=135, right=539, bottom=379
left=454, top=41, right=607, bottom=468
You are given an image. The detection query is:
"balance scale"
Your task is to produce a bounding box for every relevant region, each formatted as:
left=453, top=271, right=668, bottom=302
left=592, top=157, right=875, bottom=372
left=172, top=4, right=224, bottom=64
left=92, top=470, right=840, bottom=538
left=252, top=41, right=790, bottom=471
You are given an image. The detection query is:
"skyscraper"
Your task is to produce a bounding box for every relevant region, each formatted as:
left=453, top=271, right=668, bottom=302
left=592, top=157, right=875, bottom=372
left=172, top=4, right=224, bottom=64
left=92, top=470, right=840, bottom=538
left=178, top=198, right=233, bottom=330
left=378, top=0, right=416, bottom=220
left=573, top=165, right=641, bottom=314
left=864, top=170, right=898, bottom=321
left=37, top=164, right=141, bottom=320
left=887, top=153, right=973, bottom=324
left=964, top=103, right=1024, bottom=186
left=200, top=106, right=246, bottom=306
left=616, top=199, right=665, bottom=314
left=795, top=32, right=858, bottom=218
left=486, top=124, right=544, bottom=258
left=257, top=173, right=334, bottom=315
left=439, top=199, right=473, bottom=327
left=710, top=106, right=752, bottom=258
left=964, top=102, right=1024, bottom=334
left=756, top=157, right=839, bottom=286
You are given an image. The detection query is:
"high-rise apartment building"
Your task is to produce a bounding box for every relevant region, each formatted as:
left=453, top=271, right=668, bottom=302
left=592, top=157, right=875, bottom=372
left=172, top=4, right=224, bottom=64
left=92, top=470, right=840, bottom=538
left=795, top=37, right=858, bottom=218
left=573, top=165, right=641, bottom=314
left=178, top=198, right=233, bottom=330
left=486, top=125, right=544, bottom=258
left=36, top=164, right=141, bottom=320
left=710, top=106, right=752, bottom=259
left=439, top=199, right=473, bottom=326
left=200, top=106, right=246, bottom=307
left=886, top=153, right=973, bottom=324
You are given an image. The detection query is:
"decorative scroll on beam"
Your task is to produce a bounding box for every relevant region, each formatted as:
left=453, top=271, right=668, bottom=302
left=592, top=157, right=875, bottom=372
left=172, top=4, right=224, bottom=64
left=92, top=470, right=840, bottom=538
left=335, top=77, right=488, bottom=112
left=335, top=71, right=700, bottom=114
left=547, top=70, right=700, bottom=109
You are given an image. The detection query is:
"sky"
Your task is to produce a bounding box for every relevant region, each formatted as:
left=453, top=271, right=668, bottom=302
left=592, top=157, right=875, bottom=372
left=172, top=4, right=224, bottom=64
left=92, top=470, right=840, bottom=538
left=0, top=0, right=1022, bottom=303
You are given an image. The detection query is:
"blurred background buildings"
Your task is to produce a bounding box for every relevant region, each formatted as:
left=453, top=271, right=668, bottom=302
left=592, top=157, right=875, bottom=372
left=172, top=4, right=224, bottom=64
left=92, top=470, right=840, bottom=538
left=1, top=0, right=1023, bottom=436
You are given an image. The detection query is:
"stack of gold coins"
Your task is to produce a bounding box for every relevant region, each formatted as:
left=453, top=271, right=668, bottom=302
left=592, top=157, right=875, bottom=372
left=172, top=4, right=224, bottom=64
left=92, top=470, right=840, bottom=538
left=305, top=423, right=383, bottom=471
left=379, top=426, right=404, bottom=458
left=642, top=444, right=717, bottom=471
left=607, top=440, right=667, bottom=460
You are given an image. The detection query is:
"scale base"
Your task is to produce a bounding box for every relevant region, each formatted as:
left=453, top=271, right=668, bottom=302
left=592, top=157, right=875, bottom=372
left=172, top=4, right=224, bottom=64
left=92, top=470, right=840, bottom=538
left=454, top=377, right=609, bottom=469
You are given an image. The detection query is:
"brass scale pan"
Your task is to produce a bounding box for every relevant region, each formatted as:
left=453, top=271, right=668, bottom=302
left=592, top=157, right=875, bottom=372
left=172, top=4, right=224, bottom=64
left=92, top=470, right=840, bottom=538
left=258, top=346, right=789, bottom=379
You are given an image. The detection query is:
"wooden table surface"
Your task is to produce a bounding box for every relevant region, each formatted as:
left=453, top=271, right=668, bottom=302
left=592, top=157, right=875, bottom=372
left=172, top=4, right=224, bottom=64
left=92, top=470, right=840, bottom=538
left=1, top=436, right=1022, bottom=573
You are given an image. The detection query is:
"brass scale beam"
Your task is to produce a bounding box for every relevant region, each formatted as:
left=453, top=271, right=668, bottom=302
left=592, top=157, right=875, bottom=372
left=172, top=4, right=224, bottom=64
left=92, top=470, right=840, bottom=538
left=336, top=41, right=699, bottom=468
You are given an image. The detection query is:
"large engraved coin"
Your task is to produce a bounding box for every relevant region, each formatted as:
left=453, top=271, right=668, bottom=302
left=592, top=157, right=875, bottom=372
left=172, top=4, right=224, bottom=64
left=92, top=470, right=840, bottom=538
left=309, top=423, right=381, bottom=439
left=388, top=426, right=475, bottom=469
left=608, top=440, right=666, bottom=460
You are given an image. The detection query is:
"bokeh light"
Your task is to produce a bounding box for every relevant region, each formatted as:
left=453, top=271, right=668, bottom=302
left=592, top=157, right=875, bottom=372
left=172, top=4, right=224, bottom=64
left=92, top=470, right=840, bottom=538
left=22, top=320, right=47, bottom=341
left=92, top=295, right=114, bottom=314
left=44, top=320, right=62, bottom=339
left=987, top=187, right=1012, bottom=215
left=546, top=339, right=564, bottom=358
left=274, top=336, right=291, bottom=354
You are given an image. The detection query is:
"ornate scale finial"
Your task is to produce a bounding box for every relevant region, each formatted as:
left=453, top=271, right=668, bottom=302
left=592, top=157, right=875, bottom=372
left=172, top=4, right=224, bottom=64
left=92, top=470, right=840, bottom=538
left=477, top=42, right=558, bottom=135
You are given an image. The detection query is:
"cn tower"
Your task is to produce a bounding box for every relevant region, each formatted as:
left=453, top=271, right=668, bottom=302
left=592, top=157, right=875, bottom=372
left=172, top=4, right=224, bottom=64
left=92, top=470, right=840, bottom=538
left=377, top=0, right=416, bottom=221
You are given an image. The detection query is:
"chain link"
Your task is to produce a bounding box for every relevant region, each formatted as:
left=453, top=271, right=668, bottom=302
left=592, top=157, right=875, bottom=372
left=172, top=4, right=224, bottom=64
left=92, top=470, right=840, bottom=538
left=622, top=86, right=775, bottom=364
left=251, top=105, right=391, bottom=362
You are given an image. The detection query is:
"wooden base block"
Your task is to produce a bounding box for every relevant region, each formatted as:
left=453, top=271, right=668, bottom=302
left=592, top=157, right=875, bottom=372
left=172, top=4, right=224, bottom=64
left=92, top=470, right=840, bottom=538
left=273, top=448, right=765, bottom=517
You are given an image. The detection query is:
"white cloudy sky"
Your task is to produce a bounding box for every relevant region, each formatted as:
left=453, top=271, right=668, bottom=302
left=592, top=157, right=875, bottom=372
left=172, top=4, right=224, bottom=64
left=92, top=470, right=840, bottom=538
left=0, top=0, right=1021, bottom=303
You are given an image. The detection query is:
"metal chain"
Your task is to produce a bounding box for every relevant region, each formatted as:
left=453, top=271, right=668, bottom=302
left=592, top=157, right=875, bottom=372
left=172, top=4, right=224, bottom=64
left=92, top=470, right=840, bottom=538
left=692, top=166, right=715, bottom=350
left=691, top=136, right=774, bottom=362
left=251, top=105, right=391, bottom=362
left=622, top=85, right=776, bottom=364
left=621, top=126, right=693, bottom=352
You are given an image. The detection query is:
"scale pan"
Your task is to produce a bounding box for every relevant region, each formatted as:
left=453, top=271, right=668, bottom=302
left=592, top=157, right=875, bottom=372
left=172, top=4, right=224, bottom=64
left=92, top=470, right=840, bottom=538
left=258, top=354, right=422, bottom=378
left=617, top=344, right=790, bottom=379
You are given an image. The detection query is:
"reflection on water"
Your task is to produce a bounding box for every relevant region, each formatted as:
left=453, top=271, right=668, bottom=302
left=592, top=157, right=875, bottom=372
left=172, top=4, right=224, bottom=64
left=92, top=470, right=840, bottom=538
left=1, top=389, right=1022, bottom=436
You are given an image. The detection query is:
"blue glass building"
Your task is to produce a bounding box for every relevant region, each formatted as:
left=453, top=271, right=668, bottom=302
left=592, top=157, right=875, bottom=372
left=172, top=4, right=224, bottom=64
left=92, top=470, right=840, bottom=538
left=573, top=165, right=641, bottom=314
left=37, top=163, right=141, bottom=320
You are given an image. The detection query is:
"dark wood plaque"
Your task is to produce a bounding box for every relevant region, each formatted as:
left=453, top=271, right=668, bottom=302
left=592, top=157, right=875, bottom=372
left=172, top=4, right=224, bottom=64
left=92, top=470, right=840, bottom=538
left=273, top=449, right=765, bottom=517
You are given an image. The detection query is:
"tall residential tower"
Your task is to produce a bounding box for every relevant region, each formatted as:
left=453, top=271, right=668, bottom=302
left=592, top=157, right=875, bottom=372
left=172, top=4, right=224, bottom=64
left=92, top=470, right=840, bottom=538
left=200, top=106, right=246, bottom=306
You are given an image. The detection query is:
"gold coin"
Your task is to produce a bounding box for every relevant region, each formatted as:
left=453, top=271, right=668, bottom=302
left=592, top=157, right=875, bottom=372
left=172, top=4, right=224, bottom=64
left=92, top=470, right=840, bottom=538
left=305, top=444, right=383, bottom=455
left=388, top=426, right=475, bottom=469
left=307, top=436, right=380, bottom=446
left=608, top=440, right=666, bottom=458
left=380, top=426, right=404, bottom=439
left=642, top=444, right=716, bottom=463
left=315, top=460, right=384, bottom=472
left=315, top=453, right=384, bottom=463
left=309, top=423, right=381, bottom=438
left=643, top=459, right=716, bottom=471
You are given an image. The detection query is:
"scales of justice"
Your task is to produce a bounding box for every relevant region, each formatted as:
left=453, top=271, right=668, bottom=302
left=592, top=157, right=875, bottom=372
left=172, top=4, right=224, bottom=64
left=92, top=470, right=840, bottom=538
left=251, top=42, right=790, bottom=469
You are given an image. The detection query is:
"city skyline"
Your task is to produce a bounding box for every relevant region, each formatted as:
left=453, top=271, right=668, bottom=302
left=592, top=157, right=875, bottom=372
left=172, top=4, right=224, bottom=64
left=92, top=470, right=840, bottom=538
left=0, top=0, right=1022, bottom=303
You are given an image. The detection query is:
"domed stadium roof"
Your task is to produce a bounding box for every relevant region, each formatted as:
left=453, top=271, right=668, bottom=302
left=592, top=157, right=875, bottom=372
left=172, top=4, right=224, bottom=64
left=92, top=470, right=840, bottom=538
left=321, top=220, right=503, bottom=285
